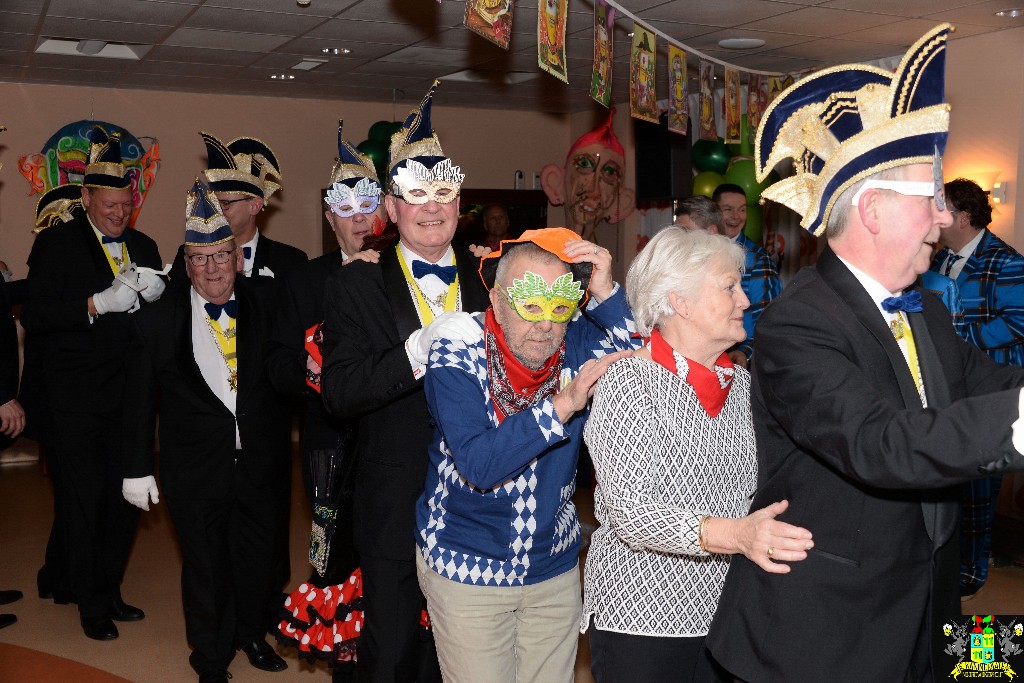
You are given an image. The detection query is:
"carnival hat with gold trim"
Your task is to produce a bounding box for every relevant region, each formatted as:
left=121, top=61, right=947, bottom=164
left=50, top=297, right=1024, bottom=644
left=479, top=227, right=593, bottom=306
left=755, top=24, right=951, bottom=236
left=184, top=178, right=233, bottom=246
left=84, top=126, right=131, bottom=190
left=201, top=131, right=282, bottom=202
left=329, top=120, right=381, bottom=190
left=387, top=80, right=464, bottom=194
left=34, top=183, right=84, bottom=232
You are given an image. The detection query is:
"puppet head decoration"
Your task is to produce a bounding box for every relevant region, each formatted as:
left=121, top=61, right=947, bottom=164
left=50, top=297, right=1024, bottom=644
left=540, top=110, right=636, bottom=241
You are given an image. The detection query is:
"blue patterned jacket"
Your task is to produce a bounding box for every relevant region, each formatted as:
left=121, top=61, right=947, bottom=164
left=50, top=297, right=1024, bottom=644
left=931, top=230, right=1024, bottom=366
left=416, top=286, right=637, bottom=586
left=735, top=232, right=782, bottom=359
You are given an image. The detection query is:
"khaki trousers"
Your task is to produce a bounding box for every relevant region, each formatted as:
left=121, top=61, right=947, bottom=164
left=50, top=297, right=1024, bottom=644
left=415, top=550, right=581, bottom=683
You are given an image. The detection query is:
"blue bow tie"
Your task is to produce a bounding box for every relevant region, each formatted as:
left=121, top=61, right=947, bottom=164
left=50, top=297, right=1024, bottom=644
left=204, top=299, right=238, bottom=320
left=101, top=234, right=126, bottom=244
left=243, top=246, right=252, bottom=260
left=411, top=260, right=458, bottom=285
left=881, top=290, right=922, bottom=314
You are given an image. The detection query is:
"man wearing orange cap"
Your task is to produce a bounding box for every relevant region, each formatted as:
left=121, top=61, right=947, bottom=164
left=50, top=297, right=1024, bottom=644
left=413, top=228, right=637, bottom=682
left=541, top=112, right=635, bottom=242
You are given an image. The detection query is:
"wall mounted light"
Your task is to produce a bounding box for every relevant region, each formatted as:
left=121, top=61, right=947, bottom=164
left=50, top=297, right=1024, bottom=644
left=991, top=181, right=1008, bottom=204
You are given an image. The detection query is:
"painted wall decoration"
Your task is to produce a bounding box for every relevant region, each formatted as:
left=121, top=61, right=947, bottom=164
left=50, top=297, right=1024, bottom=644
left=698, top=59, right=717, bottom=141
left=538, top=0, right=568, bottom=83
left=18, top=119, right=159, bottom=228
left=629, top=23, right=657, bottom=123
left=464, top=0, right=513, bottom=49
left=724, top=66, right=742, bottom=144
left=590, top=0, right=615, bottom=107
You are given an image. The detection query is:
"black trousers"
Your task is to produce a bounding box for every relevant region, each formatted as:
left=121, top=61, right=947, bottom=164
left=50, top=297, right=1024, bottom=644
left=37, top=440, right=71, bottom=600
left=589, top=621, right=730, bottom=683
left=357, top=553, right=440, bottom=683
left=168, top=455, right=286, bottom=675
left=51, top=411, right=140, bottom=620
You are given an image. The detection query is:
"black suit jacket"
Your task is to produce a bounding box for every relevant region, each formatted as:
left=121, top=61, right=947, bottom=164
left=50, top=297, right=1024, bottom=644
left=320, top=244, right=489, bottom=561
left=267, top=250, right=349, bottom=452
left=707, top=247, right=1024, bottom=681
left=0, top=279, right=18, bottom=451
left=122, top=279, right=290, bottom=501
left=21, top=215, right=162, bottom=415
left=168, top=234, right=307, bottom=286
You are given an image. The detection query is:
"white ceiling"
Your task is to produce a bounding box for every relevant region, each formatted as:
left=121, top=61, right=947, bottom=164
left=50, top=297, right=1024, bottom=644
left=0, top=0, right=1019, bottom=113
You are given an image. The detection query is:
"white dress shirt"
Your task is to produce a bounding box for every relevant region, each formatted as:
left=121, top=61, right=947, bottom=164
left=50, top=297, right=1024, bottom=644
left=191, top=287, right=241, bottom=448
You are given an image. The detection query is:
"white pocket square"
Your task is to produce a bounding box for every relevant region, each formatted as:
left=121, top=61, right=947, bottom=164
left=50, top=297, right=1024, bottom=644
left=258, top=267, right=275, bottom=278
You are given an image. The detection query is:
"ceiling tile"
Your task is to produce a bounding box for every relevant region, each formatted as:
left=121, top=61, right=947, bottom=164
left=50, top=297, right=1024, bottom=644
left=0, top=11, right=40, bottom=34
left=641, top=0, right=805, bottom=28
left=29, top=52, right=137, bottom=71
left=681, top=28, right=817, bottom=51
left=379, top=45, right=472, bottom=67
left=184, top=6, right=326, bottom=35
left=0, top=32, right=37, bottom=52
left=351, top=59, right=460, bottom=78
left=838, top=18, right=954, bottom=44
left=925, top=0, right=1024, bottom=28
left=146, top=44, right=263, bottom=66
left=0, top=50, right=27, bottom=67
left=338, top=0, right=467, bottom=26
left=165, top=27, right=294, bottom=52
left=307, top=17, right=441, bottom=44
left=761, top=37, right=900, bottom=62
left=130, top=59, right=240, bottom=77
left=47, top=0, right=194, bottom=25
left=821, top=0, right=991, bottom=15
left=276, top=36, right=404, bottom=61
left=740, top=6, right=894, bottom=35
left=204, top=0, right=361, bottom=17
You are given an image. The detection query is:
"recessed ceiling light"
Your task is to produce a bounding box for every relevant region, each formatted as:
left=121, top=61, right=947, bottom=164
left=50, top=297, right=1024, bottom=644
left=718, top=38, right=766, bottom=50
left=322, top=47, right=351, bottom=55
left=36, top=37, right=150, bottom=60
left=292, top=58, right=327, bottom=71
left=995, top=8, right=1024, bottom=17
left=270, top=74, right=295, bottom=80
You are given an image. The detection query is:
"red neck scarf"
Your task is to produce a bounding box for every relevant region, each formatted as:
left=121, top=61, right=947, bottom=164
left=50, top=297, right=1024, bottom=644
left=650, top=328, right=734, bottom=418
left=484, top=308, right=564, bottom=423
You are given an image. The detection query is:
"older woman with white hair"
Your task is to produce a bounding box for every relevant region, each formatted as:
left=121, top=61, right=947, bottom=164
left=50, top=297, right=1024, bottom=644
left=581, top=227, right=814, bottom=682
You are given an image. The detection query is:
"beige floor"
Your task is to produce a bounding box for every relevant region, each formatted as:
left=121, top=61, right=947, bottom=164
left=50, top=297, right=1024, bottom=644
left=2, top=441, right=1023, bottom=683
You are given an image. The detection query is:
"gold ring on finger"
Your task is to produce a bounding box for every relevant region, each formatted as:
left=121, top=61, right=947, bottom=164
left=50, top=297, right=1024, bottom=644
left=767, top=546, right=775, bottom=557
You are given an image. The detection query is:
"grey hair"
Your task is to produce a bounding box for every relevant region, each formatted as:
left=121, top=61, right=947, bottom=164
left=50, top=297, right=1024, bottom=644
left=675, top=196, right=723, bottom=232
left=826, top=166, right=908, bottom=239
left=493, top=242, right=565, bottom=287
left=626, top=226, right=745, bottom=336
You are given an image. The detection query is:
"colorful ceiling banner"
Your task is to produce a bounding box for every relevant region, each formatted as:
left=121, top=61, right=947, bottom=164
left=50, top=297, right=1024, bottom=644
left=590, top=0, right=615, bottom=107
left=464, top=0, right=513, bottom=50
left=629, top=23, right=657, bottom=123
left=698, top=59, right=717, bottom=141
left=18, top=119, right=159, bottom=228
left=748, top=73, right=768, bottom=131
left=724, top=65, right=741, bottom=144
left=538, top=0, right=568, bottom=83
left=668, top=44, right=688, bottom=135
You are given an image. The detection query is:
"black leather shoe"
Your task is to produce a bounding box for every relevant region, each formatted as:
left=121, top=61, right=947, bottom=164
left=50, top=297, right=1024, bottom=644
left=0, top=613, right=16, bottom=629
left=198, top=671, right=232, bottom=683
left=237, top=639, right=287, bottom=672
left=81, top=617, right=119, bottom=641
left=109, top=597, right=145, bottom=622
left=0, top=590, right=23, bottom=605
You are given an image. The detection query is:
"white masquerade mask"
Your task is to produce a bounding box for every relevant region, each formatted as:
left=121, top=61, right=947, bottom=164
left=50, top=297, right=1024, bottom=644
left=392, top=158, right=464, bottom=205
left=325, top=177, right=382, bottom=218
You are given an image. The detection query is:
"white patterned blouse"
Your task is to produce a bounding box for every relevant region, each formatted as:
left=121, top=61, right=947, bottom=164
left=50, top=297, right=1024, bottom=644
left=581, top=354, right=757, bottom=637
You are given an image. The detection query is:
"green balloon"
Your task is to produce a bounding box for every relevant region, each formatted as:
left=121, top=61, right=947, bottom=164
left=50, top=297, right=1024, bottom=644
left=743, top=203, right=763, bottom=244
left=724, top=157, right=773, bottom=243
left=691, top=139, right=731, bottom=175
left=357, top=139, right=388, bottom=178
left=387, top=121, right=404, bottom=139
left=368, top=120, right=395, bottom=142
left=692, top=171, right=724, bottom=199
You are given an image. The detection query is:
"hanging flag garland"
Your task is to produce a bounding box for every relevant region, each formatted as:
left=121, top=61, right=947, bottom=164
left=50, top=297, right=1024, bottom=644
left=590, top=0, right=615, bottom=107
left=538, top=0, right=568, bottom=83
left=724, top=65, right=742, bottom=144
left=667, top=44, right=688, bottom=135
left=629, top=23, right=658, bottom=123
left=698, top=59, right=717, bottom=141
left=747, top=74, right=767, bottom=131
left=464, top=0, right=513, bottom=50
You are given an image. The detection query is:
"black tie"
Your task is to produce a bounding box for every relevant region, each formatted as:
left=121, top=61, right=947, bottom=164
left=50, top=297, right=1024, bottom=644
left=243, top=246, right=252, bottom=260
left=205, top=299, right=238, bottom=320
left=943, top=253, right=962, bottom=276
left=412, top=260, right=458, bottom=285
left=101, top=234, right=126, bottom=244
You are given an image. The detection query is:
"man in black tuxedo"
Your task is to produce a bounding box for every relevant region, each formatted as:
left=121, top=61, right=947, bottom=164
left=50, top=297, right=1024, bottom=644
left=168, top=132, right=307, bottom=285
left=707, top=25, right=1024, bottom=682
left=122, top=180, right=290, bottom=683
left=22, top=128, right=164, bottom=641
left=320, top=82, right=488, bottom=683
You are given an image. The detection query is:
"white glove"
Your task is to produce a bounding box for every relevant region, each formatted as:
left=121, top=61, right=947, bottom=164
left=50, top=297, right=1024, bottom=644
left=93, top=277, right=139, bottom=316
left=122, top=475, right=160, bottom=511
left=138, top=270, right=167, bottom=303
left=406, top=312, right=482, bottom=365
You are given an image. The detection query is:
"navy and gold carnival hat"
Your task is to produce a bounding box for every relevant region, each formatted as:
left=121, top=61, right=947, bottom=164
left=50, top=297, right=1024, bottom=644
left=755, top=24, right=952, bottom=236
left=325, top=120, right=382, bottom=215
left=184, top=178, right=233, bottom=246
left=387, top=80, right=465, bottom=203
left=34, top=183, right=84, bottom=232
left=200, top=132, right=282, bottom=202
left=84, top=126, right=131, bottom=190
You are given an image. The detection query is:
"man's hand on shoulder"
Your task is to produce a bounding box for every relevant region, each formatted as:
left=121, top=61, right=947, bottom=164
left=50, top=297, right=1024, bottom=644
left=551, top=350, right=632, bottom=423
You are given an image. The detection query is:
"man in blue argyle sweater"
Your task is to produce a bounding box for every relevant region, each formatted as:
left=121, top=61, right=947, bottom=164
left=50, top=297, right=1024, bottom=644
left=414, top=228, right=637, bottom=682
left=932, top=177, right=1024, bottom=601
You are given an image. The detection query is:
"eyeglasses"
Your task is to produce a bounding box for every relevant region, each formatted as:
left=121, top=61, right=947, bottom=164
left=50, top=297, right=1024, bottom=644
left=186, top=249, right=235, bottom=266
left=850, top=179, right=947, bottom=212
left=218, top=197, right=250, bottom=208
